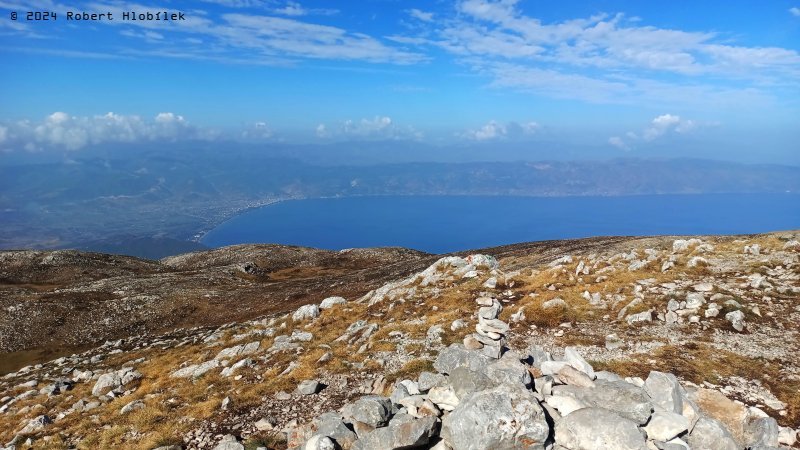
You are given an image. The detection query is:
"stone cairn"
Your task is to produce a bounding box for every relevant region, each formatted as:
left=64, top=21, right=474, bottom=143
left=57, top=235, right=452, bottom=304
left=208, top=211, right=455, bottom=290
left=464, top=296, right=508, bottom=359
left=270, top=296, right=794, bottom=450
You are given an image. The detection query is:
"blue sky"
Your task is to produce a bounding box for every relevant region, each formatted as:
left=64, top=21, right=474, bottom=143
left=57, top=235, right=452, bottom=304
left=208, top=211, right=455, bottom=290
left=0, top=0, right=799, bottom=162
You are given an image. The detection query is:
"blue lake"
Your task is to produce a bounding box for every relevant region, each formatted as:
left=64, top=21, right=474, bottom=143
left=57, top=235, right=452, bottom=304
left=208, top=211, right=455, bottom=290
left=201, top=194, right=800, bottom=254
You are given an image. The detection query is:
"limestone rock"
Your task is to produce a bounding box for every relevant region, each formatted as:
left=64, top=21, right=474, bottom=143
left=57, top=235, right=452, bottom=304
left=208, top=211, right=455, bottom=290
left=353, top=414, right=439, bottom=450
left=171, top=360, right=220, bottom=379
left=778, top=426, right=797, bottom=446
left=485, top=351, right=532, bottom=388
left=605, top=333, right=624, bottom=350
left=442, top=383, right=549, bottom=450
left=725, top=310, right=745, bottom=332
left=341, top=396, right=393, bottom=428
left=626, top=310, right=652, bottom=325
left=449, top=367, right=492, bottom=400
left=213, top=435, right=244, bottom=450
left=551, top=380, right=653, bottom=425
left=643, top=411, right=690, bottom=441
left=304, top=435, right=335, bottom=450
left=417, top=372, right=447, bottom=393
left=293, top=304, right=321, bottom=322
left=313, top=412, right=357, bottom=449
left=542, top=298, right=567, bottom=309
left=92, top=367, right=142, bottom=396
left=319, top=296, right=346, bottom=309
left=557, top=365, right=596, bottom=388
left=644, top=371, right=683, bottom=414
left=564, top=346, right=595, bottom=379
left=433, top=344, right=491, bottom=375
left=297, top=379, right=321, bottom=395
left=685, top=416, right=739, bottom=450
left=554, top=407, right=647, bottom=450
left=463, top=335, right=483, bottom=350
left=120, top=399, right=145, bottom=415
left=428, top=386, right=460, bottom=411
left=215, top=341, right=259, bottom=360
left=450, top=319, right=466, bottom=331
left=19, top=415, right=52, bottom=434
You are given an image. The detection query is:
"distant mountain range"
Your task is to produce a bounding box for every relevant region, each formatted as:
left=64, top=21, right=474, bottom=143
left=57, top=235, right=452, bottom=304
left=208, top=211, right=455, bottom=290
left=1, top=145, right=798, bottom=256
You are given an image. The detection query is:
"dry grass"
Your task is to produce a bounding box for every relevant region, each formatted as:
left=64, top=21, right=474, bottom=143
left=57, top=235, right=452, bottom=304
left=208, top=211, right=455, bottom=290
left=245, top=431, right=288, bottom=450
left=388, top=358, right=435, bottom=384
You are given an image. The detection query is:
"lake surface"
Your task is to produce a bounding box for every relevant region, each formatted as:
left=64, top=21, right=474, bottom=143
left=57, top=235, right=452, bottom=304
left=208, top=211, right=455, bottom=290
left=201, top=194, right=800, bottom=253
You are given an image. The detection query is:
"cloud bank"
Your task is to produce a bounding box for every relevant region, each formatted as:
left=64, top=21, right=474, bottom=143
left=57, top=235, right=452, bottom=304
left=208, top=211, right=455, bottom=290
left=609, top=113, right=698, bottom=150
left=461, top=120, right=540, bottom=141
left=0, top=112, right=220, bottom=151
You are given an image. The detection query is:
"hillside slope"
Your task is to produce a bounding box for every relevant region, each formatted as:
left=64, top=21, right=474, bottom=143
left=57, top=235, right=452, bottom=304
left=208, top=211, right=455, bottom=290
left=0, top=232, right=798, bottom=449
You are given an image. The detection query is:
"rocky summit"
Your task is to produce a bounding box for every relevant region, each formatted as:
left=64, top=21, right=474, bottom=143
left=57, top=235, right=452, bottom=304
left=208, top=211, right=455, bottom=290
left=0, top=232, right=799, bottom=449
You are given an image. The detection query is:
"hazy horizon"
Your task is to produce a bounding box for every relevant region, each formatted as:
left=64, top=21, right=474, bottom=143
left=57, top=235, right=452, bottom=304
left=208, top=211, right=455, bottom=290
left=2, top=1, right=799, bottom=165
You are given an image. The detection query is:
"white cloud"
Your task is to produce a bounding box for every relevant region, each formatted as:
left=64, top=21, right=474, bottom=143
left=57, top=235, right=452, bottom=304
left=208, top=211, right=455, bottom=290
left=1, top=111, right=219, bottom=151
left=240, top=121, right=273, bottom=140
left=462, top=120, right=540, bottom=141
left=610, top=113, right=699, bottom=150
left=790, top=7, right=800, bottom=16
left=608, top=136, right=629, bottom=151
left=0, top=1, right=417, bottom=65
left=408, top=8, right=434, bottom=22
left=317, top=116, right=422, bottom=140
left=393, top=0, right=800, bottom=105
left=214, top=13, right=425, bottom=64
left=198, top=0, right=267, bottom=7
left=272, top=1, right=338, bottom=17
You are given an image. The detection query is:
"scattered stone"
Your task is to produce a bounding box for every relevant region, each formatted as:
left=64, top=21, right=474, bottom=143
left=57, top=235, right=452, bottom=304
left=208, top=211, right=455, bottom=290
left=254, top=417, right=275, bottom=431
left=463, top=335, right=483, bottom=350
left=19, top=415, right=52, bottom=434
left=297, top=380, right=321, bottom=395
left=778, top=426, right=797, bottom=446
left=605, top=333, right=624, bottom=350
left=212, top=434, right=244, bottom=450
left=120, top=399, right=145, bottom=415
left=692, top=283, right=714, bottom=292
left=685, top=292, right=706, bottom=309
left=215, top=341, right=259, bottom=360
left=626, top=310, right=652, bottom=325
left=92, top=367, right=142, bottom=396
left=542, top=298, right=567, bottom=309
left=744, top=244, right=761, bottom=255
left=725, top=310, right=746, bottom=332
left=687, top=256, right=708, bottom=268
left=171, top=360, right=220, bottom=379
left=482, top=277, right=498, bottom=289
left=293, top=304, right=321, bottom=322
left=319, top=296, right=347, bottom=309
left=450, top=319, right=466, bottom=331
